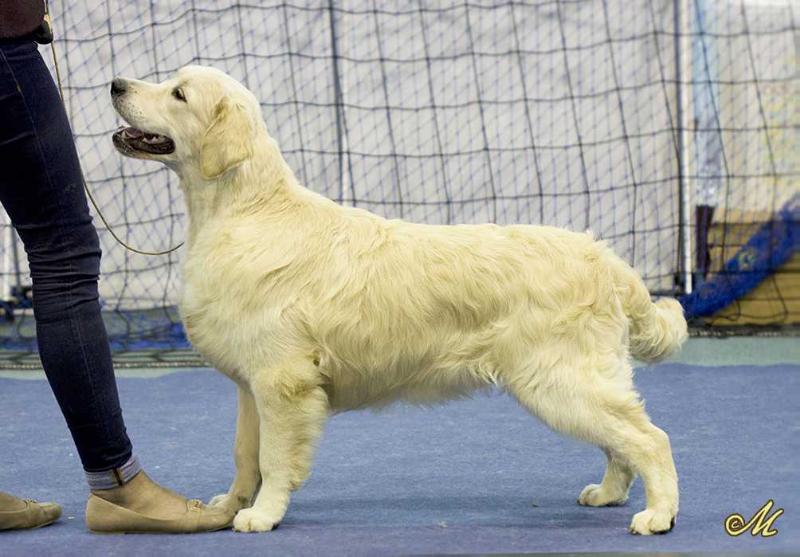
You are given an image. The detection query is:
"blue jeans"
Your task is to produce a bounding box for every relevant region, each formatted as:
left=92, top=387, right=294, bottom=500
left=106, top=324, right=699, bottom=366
left=0, top=40, right=139, bottom=485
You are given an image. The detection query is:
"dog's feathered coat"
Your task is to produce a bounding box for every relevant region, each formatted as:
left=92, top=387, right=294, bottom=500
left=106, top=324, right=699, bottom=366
left=111, top=65, right=687, bottom=535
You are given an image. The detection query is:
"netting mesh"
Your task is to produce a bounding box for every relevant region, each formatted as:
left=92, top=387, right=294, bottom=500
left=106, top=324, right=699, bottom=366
left=0, top=0, right=797, bottom=352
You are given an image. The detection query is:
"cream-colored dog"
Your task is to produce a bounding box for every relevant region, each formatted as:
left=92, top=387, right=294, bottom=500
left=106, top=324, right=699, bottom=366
left=110, top=65, right=687, bottom=535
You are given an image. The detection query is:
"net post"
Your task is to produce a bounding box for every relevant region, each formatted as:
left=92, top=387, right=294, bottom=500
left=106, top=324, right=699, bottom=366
left=676, top=0, right=693, bottom=295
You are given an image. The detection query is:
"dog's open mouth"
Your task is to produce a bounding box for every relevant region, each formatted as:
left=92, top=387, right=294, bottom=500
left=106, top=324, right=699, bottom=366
left=112, top=126, right=175, bottom=155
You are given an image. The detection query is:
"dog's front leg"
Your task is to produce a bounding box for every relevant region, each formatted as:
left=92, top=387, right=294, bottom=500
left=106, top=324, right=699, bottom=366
left=233, top=363, right=328, bottom=533
left=209, top=384, right=260, bottom=513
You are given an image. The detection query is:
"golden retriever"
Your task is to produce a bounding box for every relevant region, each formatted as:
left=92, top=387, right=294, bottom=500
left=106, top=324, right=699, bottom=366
left=110, top=65, right=687, bottom=535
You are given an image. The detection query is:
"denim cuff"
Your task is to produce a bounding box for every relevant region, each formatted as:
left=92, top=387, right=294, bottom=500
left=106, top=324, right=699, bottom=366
left=85, top=455, right=142, bottom=490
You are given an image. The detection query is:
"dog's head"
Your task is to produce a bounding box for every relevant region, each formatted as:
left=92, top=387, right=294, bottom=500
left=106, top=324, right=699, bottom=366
left=110, top=65, right=261, bottom=179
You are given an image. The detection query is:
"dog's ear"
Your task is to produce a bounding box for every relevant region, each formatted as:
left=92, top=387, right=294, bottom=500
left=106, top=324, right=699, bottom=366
left=200, top=96, right=253, bottom=179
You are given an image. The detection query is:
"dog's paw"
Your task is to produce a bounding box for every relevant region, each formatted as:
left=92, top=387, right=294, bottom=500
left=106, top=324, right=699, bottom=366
left=233, top=507, right=280, bottom=533
left=578, top=483, right=628, bottom=507
left=629, top=508, right=676, bottom=535
left=208, top=493, right=249, bottom=513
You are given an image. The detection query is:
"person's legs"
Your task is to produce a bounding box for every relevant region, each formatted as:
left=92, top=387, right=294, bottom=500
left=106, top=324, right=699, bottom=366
left=0, top=39, right=137, bottom=484
left=0, top=40, right=232, bottom=532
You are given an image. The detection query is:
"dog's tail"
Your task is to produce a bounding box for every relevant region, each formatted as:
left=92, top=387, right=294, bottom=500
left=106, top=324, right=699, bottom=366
left=610, top=258, right=688, bottom=363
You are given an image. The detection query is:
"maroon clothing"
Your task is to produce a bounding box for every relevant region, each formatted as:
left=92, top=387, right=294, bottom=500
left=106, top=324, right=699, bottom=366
left=0, top=0, right=45, bottom=40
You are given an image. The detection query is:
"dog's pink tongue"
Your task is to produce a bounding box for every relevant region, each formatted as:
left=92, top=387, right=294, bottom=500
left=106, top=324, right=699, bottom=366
left=125, top=127, right=144, bottom=138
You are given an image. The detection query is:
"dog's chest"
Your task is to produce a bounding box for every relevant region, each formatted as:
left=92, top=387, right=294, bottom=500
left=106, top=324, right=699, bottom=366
left=180, top=286, right=241, bottom=371
left=179, top=252, right=277, bottom=374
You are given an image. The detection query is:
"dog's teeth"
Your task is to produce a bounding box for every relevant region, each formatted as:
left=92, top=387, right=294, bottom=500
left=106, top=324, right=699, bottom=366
left=143, top=134, right=169, bottom=144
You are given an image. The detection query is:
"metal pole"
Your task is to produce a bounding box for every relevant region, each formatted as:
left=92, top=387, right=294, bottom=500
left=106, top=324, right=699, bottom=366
left=675, top=0, right=693, bottom=294
left=328, top=0, right=349, bottom=204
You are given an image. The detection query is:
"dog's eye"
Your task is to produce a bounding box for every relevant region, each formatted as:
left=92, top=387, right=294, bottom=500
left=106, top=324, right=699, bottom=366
left=172, top=87, right=187, bottom=102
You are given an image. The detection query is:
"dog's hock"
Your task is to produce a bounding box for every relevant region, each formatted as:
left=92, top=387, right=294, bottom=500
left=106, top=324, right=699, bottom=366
left=201, top=96, right=254, bottom=179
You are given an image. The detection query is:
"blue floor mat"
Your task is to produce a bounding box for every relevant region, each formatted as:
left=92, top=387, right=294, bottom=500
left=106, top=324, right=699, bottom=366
left=1, top=363, right=798, bottom=555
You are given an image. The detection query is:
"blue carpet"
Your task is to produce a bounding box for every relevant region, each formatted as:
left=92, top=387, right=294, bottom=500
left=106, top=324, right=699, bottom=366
left=1, top=363, right=798, bottom=555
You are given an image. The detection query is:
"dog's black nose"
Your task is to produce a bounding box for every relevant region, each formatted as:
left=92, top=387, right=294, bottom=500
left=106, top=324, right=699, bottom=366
left=110, top=78, right=127, bottom=97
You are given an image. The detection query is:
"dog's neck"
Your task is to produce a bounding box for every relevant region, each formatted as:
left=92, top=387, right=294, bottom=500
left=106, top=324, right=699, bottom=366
left=176, top=135, right=299, bottom=247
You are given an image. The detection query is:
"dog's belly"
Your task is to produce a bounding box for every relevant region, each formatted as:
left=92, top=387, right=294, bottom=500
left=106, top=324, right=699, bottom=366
left=321, top=352, right=495, bottom=411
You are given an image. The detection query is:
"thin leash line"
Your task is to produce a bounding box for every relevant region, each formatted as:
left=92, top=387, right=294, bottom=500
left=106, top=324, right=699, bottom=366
left=45, top=2, right=184, bottom=257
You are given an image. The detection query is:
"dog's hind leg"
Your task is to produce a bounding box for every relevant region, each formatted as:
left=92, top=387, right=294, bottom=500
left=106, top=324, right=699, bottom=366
left=209, top=384, right=261, bottom=513
left=232, top=357, right=329, bottom=533
left=577, top=448, right=634, bottom=507
left=504, top=359, right=678, bottom=535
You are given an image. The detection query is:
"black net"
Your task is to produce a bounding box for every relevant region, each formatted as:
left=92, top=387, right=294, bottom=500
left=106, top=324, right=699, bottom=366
left=0, top=0, right=797, bottom=355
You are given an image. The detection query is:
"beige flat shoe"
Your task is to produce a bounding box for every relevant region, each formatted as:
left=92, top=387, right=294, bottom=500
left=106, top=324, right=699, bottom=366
left=0, top=498, right=62, bottom=531
left=86, top=494, right=233, bottom=534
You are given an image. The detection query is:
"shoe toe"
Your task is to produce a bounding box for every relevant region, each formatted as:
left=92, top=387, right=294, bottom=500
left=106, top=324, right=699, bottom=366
left=190, top=500, right=234, bottom=531
left=38, top=502, right=62, bottom=524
